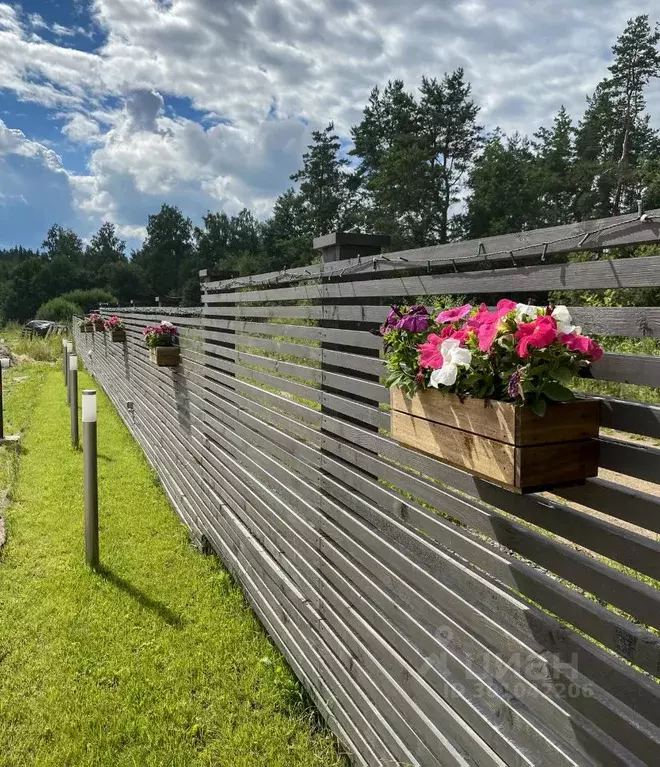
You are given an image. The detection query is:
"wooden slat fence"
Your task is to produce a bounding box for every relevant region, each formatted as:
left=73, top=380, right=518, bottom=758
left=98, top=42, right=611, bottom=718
left=75, top=213, right=660, bottom=766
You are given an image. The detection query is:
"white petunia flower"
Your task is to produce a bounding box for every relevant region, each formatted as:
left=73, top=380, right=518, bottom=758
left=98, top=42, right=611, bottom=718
left=515, top=303, right=541, bottom=322
left=429, top=338, right=472, bottom=388
left=551, top=305, right=579, bottom=335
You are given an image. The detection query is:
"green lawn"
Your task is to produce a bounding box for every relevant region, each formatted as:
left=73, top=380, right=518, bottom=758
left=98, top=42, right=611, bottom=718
left=0, top=361, right=344, bottom=767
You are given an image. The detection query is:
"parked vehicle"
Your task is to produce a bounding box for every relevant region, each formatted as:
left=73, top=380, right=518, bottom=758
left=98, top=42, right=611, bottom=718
left=22, top=320, right=55, bottom=337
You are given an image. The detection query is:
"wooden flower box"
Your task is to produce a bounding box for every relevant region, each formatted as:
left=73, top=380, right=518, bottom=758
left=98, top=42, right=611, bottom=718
left=149, top=346, right=180, bottom=367
left=93, top=320, right=105, bottom=332
left=390, top=388, right=600, bottom=493
left=79, top=325, right=94, bottom=334
left=110, top=329, right=126, bottom=343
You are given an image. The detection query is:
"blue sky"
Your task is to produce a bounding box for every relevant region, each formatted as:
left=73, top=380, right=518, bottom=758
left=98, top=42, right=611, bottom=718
left=1, top=0, right=659, bottom=251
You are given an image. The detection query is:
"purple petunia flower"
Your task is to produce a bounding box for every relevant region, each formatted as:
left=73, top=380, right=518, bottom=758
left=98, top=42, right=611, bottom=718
left=380, top=305, right=402, bottom=335
left=395, top=305, right=430, bottom=333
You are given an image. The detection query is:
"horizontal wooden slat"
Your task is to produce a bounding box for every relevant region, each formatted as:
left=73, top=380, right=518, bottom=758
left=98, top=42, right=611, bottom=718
left=569, top=306, right=660, bottom=338
left=593, top=396, right=660, bottom=438
left=205, top=255, right=660, bottom=304
left=598, top=436, right=660, bottom=485
left=589, top=352, right=660, bottom=387
left=203, top=304, right=660, bottom=338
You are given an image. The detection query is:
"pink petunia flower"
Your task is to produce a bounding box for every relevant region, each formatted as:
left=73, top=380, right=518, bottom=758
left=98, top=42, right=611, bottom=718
left=418, top=334, right=445, bottom=369
left=450, top=328, right=471, bottom=345
left=467, top=303, right=491, bottom=329
left=436, top=303, right=472, bottom=324
left=558, top=332, right=604, bottom=362
left=495, top=298, right=517, bottom=316
left=514, top=315, right=557, bottom=358
left=476, top=321, right=499, bottom=352
left=466, top=299, right=518, bottom=352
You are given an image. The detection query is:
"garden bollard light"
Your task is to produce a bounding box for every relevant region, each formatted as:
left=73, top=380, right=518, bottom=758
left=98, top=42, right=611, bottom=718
left=82, top=389, right=99, bottom=569
left=64, top=341, right=71, bottom=391
left=62, top=338, right=68, bottom=384
left=69, top=354, right=79, bottom=449
left=65, top=341, right=74, bottom=401
left=0, top=357, right=9, bottom=440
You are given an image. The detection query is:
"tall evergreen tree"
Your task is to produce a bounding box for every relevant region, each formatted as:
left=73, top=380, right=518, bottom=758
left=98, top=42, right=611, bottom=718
left=418, top=70, right=483, bottom=243
left=534, top=106, right=577, bottom=225
left=42, top=224, right=84, bottom=263
left=574, top=15, right=660, bottom=218
left=462, top=133, right=543, bottom=238
left=132, top=204, right=195, bottom=300
left=85, top=222, right=127, bottom=272
left=290, top=123, right=356, bottom=237
left=351, top=80, right=425, bottom=246
left=351, top=72, right=482, bottom=247
left=261, top=189, right=313, bottom=269
left=609, top=15, right=660, bottom=212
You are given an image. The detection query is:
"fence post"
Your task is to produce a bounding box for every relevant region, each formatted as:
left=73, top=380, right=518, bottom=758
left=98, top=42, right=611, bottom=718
left=82, top=389, right=99, bottom=568
left=315, top=232, right=391, bottom=481
left=69, top=354, right=79, bottom=448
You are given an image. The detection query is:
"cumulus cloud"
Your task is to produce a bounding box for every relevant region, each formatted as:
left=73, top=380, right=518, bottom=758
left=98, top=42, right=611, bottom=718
left=72, top=91, right=311, bottom=231
left=0, top=0, right=659, bottom=244
left=62, top=113, right=102, bottom=143
left=0, top=120, right=79, bottom=248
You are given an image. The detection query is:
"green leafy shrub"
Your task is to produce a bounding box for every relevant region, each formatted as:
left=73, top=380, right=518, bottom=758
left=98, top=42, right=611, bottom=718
left=58, top=288, right=117, bottom=313
left=36, top=297, right=82, bottom=322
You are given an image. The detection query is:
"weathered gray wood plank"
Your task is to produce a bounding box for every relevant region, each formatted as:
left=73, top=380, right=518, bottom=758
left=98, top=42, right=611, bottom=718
left=205, top=255, right=660, bottom=304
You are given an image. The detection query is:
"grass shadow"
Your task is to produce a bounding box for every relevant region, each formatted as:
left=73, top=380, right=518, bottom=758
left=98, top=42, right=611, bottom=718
left=97, top=564, right=184, bottom=628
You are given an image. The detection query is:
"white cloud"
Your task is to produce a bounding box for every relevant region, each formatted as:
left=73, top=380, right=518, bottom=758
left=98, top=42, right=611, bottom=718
left=0, top=0, right=660, bottom=244
left=62, top=113, right=102, bottom=143
left=0, top=119, right=80, bottom=248
left=71, top=91, right=311, bottom=230
left=0, top=120, right=64, bottom=171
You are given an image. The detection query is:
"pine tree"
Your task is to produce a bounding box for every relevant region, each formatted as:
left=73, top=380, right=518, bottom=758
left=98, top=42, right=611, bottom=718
left=132, top=204, right=195, bottom=300
left=41, top=224, right=84, bottom=263
left=85, top=222, right=127, bottom=271
left=609, top=15, right=660, bottom=212
left=534, top=106, right=576, bottom=225
left=290, top=123, right=355, bottom=238
left=261, top=189, right=313, bottom=269
left=462, top=133, right=543, bottom=238
left=350, top=80, right=425, bottom=247
left=574, top=15, right=660, bottom=218
left=351, top=73, right=482, bottom=247
left=418, top=70, right=483, bottom=243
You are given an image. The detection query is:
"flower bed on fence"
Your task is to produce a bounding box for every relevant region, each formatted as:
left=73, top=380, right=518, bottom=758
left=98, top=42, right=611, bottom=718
left=383, top=301, right=603, bottom=492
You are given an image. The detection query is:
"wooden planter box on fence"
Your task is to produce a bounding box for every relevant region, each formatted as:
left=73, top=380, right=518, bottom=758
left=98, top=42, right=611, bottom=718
left=149, top=346, right=180, bottom=367
left=390, top=388, right=600, bottom=493
left=110, top=329, right=126, bottom=343
left=93, top=321, right=105, bottom=332
left=79, top=325, right=93, bottom=334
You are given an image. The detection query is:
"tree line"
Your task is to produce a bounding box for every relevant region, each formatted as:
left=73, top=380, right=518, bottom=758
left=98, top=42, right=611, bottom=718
left=1, top=15, right=658, bottom=322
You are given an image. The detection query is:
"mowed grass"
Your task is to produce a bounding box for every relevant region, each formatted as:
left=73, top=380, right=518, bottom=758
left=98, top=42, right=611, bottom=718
left=0, top=365, right=345, bottom=767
